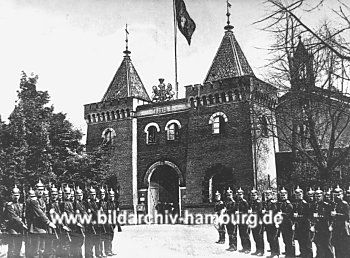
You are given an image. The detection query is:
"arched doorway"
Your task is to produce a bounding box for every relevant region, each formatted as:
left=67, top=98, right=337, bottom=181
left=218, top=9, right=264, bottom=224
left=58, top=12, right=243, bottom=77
left=145, top=161, right=183, bottom=216
left=205, top=164, right=236, bottom=202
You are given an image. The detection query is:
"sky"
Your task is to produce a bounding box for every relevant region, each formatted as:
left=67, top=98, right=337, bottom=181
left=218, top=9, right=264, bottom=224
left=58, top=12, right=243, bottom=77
left=0, top=0, right=341, bottom=140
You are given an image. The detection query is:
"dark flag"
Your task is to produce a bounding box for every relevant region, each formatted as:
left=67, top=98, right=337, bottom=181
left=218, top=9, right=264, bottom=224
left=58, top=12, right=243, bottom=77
left=175, top=0, right=196, bottom=45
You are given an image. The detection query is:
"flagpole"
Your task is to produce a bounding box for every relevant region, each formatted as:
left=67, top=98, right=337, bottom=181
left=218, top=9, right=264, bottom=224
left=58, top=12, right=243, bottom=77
left=173, top=0, right=178, bottom=99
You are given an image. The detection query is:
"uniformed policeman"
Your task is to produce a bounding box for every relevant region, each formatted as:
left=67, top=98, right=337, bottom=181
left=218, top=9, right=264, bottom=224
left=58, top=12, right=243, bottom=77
left=85, top=186, right=102, bottom=258
left=345, top=186, right=350, bottom=204
left=214, top=190, right=226, bottom=244
left=3, top=185, right=27, bottom=257
left=98, top=187, right=108, bottom=257
left=58, top=187, right=63, bottom=203
left=105, top=188, right=117, bottom=256
left=331, top=185, right=350, bottom=258
left=59, top=184, right=74, bottom=256
left=249, top=188, right=264, bottom=256
left=263, top=189, right=279, bottom=258
left=236, top=187, right=251, bottom=254
left=46, top=184, right=61, bottom=256
left=310, top=188, right=334, bottom=258
left=74, top=185, right=87, bottom=258
left=26, top=179, right=56, bottom=257
left=43, top=187, right=50, bottom=206
left=224, top=187, right=237, bottom=252
left=306, top=187, right=315, bottom=204
left=292, top=186, right=312, bottom=258
left=278, top=187, right=294, bottom=258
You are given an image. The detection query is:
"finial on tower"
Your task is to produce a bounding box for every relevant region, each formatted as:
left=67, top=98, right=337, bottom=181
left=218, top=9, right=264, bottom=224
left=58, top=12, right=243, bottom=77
left=123, top=23, right=131, bottom=56
left=224, top=0, right=234, bottom=31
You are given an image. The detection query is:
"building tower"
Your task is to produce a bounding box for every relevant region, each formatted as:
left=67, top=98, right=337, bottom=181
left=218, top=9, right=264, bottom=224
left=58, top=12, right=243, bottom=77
left=84, top=29, right=151, bottom=211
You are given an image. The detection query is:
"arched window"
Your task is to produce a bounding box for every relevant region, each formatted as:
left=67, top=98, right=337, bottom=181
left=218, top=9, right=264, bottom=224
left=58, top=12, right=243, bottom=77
left=144, top=123, right=161, bottom=144
left=101, top=128, right=116, bottom=145
left=165, top=120, right=181, bottom=141
left=209, top=112, right=228, bottom=135
left=259, top=115, right=269, bottom=137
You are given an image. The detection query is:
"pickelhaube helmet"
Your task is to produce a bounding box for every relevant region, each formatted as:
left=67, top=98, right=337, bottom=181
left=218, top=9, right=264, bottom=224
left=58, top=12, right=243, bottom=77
left=315, top=187, right=323, bottom=195
left=215, top=190, right=221, bottom=196
left=89, top=186, right=96, bottom=194
left=75, top=186, right=83, bottom=196
left=100, top=187, right=106, bottom=194
left=237, top=187, right=244, bottom=194
left=29, top=187, right=36, bottom=197
left=12, top=185, right=20, bottom=195
left=63, top=184, right=71, bottom=194
left=35, top=179, right=45, bottom=190
left=109, top=188, right=115, bottom=197
left=333, top=185, right=343, bottom=194
left=251, top=188, right=258, bottom=194
left=280, top=187, right=288, bottom=195
left=265, top=188, right=273, bottom=194
left=226, top=187, right=233, bottom=195
left=71, top=190, right=75, bottom=196
left=346, top=186, right=350, bottom=194
left=294, top=186, right=303, bottom=194
left=51, top=184, right=58, bottom=194
left=58, top=187, right=63, bottom=195
left=43, top=187, right=49, bottom=196
left=325, top=188, right=332, bottom=195
left=307, top=187, right=315, bottom=196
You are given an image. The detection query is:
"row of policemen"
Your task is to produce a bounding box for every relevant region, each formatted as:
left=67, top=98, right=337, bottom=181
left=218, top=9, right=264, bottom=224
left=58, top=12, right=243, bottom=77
left=214, top=186, right=350, bottom=258
left=1, top=180, right=121, bottom=258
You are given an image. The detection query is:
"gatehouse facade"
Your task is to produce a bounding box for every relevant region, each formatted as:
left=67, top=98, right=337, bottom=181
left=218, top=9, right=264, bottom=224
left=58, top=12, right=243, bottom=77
left=84, top=23, right=278, bottom=215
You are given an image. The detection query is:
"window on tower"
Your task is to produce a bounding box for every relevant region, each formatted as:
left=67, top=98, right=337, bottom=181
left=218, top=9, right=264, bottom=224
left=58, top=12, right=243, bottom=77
left=148, top=126, right=157, bottom=144
left=165, top=120, right=181, bottom=141
left=144, top=122, right=160, bottom=145
left=209, top=112, right=228, bottom=135
left=298, top=63, right=307, bottom=79
left=101, top=128, right=116, bottom=145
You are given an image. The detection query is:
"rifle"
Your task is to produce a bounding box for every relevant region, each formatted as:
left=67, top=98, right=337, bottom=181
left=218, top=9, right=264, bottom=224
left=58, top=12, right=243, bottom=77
left=22, top=184, right=28, bottom=236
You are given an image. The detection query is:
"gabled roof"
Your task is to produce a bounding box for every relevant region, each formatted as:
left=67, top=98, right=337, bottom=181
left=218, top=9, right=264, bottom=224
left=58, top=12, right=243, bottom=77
left=204, top=29, right=254, bottom=83
left=102, top=53, right=150, bottom=102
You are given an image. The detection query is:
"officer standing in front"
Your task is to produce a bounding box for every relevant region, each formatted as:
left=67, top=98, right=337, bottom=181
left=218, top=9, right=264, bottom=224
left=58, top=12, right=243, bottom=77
left=26, top=179, right=56, bottom=257
left=3, top=185, right=28, bottom=257
left=214, top=191, right=226, bottom=244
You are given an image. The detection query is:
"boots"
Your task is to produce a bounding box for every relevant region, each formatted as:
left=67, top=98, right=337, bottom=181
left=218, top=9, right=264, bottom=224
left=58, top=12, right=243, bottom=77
left=215, top=232, right=225, bottom=244
left=226, top=235, right=237, bottom=251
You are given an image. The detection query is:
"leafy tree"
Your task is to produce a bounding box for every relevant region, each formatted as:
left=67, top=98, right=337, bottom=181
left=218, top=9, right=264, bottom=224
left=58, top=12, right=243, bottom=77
left=0, top=72, right=114, bottom=197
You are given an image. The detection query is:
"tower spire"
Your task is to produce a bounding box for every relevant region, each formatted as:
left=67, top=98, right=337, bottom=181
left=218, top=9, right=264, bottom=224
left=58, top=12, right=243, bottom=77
left=225, top=0, right=234, bottom=31
left=123, top=23, right=131, bottom=56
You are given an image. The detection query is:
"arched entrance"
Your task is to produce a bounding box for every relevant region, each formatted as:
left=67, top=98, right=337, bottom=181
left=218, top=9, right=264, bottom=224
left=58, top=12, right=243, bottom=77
left=205, top=164, right=236, bottom=202
left=144, top=161, right=183, bottom=216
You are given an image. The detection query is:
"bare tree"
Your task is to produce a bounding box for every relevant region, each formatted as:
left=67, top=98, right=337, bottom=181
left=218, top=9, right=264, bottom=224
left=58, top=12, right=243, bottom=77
left=255, top=0, right=350, bottom=186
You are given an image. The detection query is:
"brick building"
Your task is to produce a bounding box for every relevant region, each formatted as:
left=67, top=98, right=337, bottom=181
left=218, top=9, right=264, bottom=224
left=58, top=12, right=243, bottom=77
left=84, top=23, right=278, bottom=215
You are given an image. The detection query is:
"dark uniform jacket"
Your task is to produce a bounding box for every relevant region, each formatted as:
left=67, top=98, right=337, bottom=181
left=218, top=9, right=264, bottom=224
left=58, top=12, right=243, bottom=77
left=85, top=198, right=99, bottom=234
left=26, top=197, right=50, bottom=233
left=332, top=199, right=350, bottom=240
left=4, top=201, right=25, bottom=234
left=214, top=200, right=225, bottom=216
left=250, top=199, right=263, bottom=218
left=310, top=201, right=331, bottom=233
left=237, top=198, right=250, bottom=214
left=278, top=199, right=293, bottom=227
left=225, top=198, right=236, bottom=215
